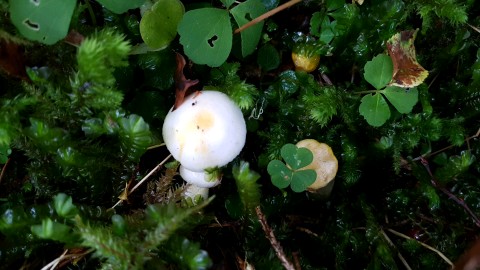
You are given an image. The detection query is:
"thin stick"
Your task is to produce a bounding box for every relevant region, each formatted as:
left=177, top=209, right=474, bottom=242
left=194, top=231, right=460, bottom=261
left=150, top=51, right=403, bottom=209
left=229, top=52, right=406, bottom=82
left=41, top=249, right=92, bottom=270
left=468, top=23, right=480, bottom=34
left=412, top=127, right=480, bottom=161
left=380, top=229, right=413, bottom=270
left=419, top=157, right=480, bottom=227
left=109, top=154, right=172, bottom=210
left=147, top=143, right=166, bottom=150
left=0, top=158, right=11, bottom=184
left=234, top=0, right=302, bottom=34
left=255, top=206, right=295, bottom=270
left=387, top=228, right=453, bottom=266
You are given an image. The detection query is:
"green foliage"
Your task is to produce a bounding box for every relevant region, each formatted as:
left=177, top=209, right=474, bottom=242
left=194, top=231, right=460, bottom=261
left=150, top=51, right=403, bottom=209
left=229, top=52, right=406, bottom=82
left=178, top=8, right=232, bottom=67
left=0, top=144, right=11, bottom=164
left=407, top=0, right=468, bottom=32
left=178, top=0, right=266, bottom=67
left=232, top=161, right=261, bottom=218
left=230, top=0, right=266, bottom=57
left=76, top=29, right=131, bottom=87
left=359, top=54, right=419, bottom=126
left=2, top=1, right=480, bottom=269
left=140, top=0, right=184, bottom=50
left=267, top=144, right=316, bottom=192
left=364, top=54, right=393, bottom=90
left=96, top=0, right=145, bottom=14
left=9, top=0, right=76, bottom=44
left=208, top=62, right=259, bottom=110
left=257, top=43, right=280, bottom=71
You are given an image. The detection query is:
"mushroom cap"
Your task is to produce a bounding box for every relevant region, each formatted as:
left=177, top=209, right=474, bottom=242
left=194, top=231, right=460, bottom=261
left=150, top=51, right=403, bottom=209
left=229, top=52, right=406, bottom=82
left=296, top=139, right=338, bottom=190
left=179, top=165, right=221, bottom=188
left=162, top=90, right=246, bottom=172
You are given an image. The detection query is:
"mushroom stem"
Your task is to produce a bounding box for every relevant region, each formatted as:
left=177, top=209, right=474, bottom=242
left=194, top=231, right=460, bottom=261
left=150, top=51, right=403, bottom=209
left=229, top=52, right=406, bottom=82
left=183, top=184, right=209, bottom=202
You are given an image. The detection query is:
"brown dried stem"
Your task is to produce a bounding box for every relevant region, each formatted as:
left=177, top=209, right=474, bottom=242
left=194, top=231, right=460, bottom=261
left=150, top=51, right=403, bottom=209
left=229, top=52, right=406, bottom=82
left=255, top=206, right=296, bottom=270
left=173, top=53, right=199, bottom=111
left=419, top=157, right=480, bottom=227
left=234, top=0, right=302, bottom=34
left=0, top=157, right=11, bottom=184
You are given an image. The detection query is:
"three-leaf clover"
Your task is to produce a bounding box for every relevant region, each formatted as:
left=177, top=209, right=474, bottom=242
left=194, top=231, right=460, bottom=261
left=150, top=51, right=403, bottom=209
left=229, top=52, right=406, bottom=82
left=359, top=54, right=419, bottom=127
left=267, top=144, right=317, bottom=192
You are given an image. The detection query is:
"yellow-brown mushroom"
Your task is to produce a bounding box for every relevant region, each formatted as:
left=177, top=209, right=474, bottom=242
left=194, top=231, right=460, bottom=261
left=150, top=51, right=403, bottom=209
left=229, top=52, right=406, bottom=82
left=296, top=139, right=338, bottom=192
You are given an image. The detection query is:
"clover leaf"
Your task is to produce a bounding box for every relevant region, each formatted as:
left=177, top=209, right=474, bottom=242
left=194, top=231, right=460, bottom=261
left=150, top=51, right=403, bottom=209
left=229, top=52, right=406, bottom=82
left=359, top=53, right=419, bottom=127
left=267, top=144, right=316, bottom=192
left=364, top=54, right=393, bottom=90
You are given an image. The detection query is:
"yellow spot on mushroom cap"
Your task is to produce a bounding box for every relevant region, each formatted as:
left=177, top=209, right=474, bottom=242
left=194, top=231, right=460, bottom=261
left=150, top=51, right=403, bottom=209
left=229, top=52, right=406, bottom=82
left=296, top=139, right=338, bottom=190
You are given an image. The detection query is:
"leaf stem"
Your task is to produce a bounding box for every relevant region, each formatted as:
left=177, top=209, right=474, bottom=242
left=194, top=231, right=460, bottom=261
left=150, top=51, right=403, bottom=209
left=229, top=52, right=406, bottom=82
left=234, top=0, right=302, bottom=34
left=355, top=89, right=382, bottom=95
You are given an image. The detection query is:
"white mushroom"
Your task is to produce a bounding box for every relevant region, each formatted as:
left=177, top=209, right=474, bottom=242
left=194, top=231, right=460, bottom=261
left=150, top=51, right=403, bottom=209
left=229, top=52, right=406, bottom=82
left=162, top=90, right=247, bottom=198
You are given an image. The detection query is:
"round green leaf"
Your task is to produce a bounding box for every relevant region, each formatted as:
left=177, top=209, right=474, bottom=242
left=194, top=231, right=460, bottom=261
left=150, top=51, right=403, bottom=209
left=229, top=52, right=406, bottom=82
left=290, top=170, right=317, bottom=192
left=267, top=160, right=292, bottom=189
left=364, top=54, right=393, bottom=90
left=96, top=0, right=145, bottom=14
left=382, top=86, right=418, bottom=114
left=178, top=8, right=232, bottom=67
left=140, top=0, right=184, bottom=49
left=9, top=0, right=77, bottom=45
left=257, top=43, right=280, bottom=71
left=280, top=144, right=314, bottom=170
left=230, top=0, right=266, bottom=57
left=359, top=93, right=391, bottom=127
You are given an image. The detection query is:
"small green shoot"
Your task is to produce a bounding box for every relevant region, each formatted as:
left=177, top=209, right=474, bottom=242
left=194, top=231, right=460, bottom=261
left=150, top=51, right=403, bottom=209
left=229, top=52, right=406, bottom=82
left=267, top=144, right=316, bottom=192
left=359, top=54, right=418, bottom=127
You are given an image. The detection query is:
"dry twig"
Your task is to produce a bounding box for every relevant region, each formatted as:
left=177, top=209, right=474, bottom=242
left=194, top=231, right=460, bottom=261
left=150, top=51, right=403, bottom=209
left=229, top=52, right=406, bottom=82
left=109, top=154, right=172, bottom=210
left=234, top=0, right=302, bottom=34
left=255, top=206, right=296, bottom=270
left=0, top=157, right=10, bottom=184
left=387, top=228, right=453, bottom=266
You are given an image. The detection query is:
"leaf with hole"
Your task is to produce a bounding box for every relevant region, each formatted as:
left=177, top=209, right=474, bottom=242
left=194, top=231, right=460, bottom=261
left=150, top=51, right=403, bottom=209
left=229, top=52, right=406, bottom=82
left=281, top=144, right=314, bottom=170
left=267, top=160, right=292, bottom=189
left=96, top=0, right=145, bottom=14
left=230, top=0, right=266, bottom=57
left=9, top=0, right=77, bottom=45
left=364, top=54, right=393, bottom=90
left=178, top=8, right=232, bottom=67
left=383, top=86, right=418, bottom=114
left=359, top=93, right=390, bottom=127
left=140, top=0, right=184, bottom=50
